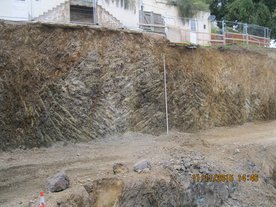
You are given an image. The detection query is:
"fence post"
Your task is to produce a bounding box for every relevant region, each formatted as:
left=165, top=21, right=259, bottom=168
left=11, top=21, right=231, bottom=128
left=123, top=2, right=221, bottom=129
left=150, top=11, right=154, bottom=32
left=222, top=20, right=226, bottom=45
left=244, top=23, right=248, bottom=44
left=139, top=2, right=144, bottom=28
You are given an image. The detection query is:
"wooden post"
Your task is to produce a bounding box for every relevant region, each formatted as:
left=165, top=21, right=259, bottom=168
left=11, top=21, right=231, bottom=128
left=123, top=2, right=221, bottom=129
left=163, top=55, right=169, bottom=135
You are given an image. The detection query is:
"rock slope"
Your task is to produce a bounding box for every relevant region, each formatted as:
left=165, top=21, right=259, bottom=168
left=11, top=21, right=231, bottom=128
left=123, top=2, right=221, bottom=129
left=0, top=22, right=275, bottom=149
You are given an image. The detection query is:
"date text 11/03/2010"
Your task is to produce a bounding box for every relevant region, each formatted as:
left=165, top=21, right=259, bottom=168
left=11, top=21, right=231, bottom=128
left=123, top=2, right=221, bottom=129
left=192, top=174, right=259, bottom=182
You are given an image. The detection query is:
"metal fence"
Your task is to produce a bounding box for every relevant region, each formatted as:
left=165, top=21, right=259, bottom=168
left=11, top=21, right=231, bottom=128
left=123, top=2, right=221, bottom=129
left=210, top=20, right=271, bottom=47
left=164, top=17, right=271, bottom=47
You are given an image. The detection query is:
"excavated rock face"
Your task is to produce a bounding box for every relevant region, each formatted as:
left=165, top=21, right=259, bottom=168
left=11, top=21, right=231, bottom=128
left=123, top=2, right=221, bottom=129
left=118, top=179, right=233, bottom=207
left=0, top=22, right=275, bottom=150
left=49, top=176, right=236, bottom=207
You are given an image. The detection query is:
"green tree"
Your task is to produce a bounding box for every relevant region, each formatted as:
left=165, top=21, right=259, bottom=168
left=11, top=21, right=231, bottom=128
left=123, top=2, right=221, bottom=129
left=207, top=0, right=234, bottom=20
left=169, top=0, right=209, bottom=17
left=255, top=0, right=276, bottom=13
left=226, top=0, right=255, bottom=23
left=253, top=2, right=271, bottom=27
left=208, top=0, right=276, bottom=38
left=271, top=9, right=276, bottom=39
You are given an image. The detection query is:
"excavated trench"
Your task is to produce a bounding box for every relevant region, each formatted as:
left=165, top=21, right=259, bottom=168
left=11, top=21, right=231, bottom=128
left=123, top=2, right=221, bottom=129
left=81, top=177, right=236, bottom=207
left=47, top=151, right=240, bottom=207
left=0, top=21, right=275, bottom=151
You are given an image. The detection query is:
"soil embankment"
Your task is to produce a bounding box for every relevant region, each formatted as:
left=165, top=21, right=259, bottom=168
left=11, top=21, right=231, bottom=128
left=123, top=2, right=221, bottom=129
left=0, top=22, right=275, bottom=150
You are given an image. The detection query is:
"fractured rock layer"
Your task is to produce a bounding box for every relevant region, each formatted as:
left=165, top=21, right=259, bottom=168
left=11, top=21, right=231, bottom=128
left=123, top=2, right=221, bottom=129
left=0, top=22, right=275, bottom=149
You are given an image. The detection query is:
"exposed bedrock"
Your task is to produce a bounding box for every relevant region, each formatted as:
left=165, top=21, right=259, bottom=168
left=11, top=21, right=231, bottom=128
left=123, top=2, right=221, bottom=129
left=0, top=22, right=275, bottom=149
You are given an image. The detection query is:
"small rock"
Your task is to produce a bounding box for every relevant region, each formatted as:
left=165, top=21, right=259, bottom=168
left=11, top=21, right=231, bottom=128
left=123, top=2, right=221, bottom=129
left=193, top=164, right=200, bottom=169
left=234, top=149, right=240, bottom=154
left=196, top=197, right=205, bottom=205
left=174, top=165, right=184, bottom=171
left=142, top=168, right=151, bottom=173
left=113, top=163, right=129, bottom=174
left=77, top=153, right=80, bottom=157
left=246, top=160, right=258, bottom=171
left=29, top=200, right=35, bottom=206
left=47, top=171, right=70, bottom=192
left=133, top=160, right=151, bottom=173
left=199, top=166, right=209, bottom=174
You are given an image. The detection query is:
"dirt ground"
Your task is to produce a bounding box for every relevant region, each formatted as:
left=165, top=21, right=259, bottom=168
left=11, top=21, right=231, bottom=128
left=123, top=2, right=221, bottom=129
left=0, top=120, right=275, bottom=207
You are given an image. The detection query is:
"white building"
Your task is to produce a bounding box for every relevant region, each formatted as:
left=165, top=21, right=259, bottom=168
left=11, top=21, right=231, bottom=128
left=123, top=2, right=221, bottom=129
left=0, top=0, right=211, bottom=45
left=0, top=0, right=67, bottom=21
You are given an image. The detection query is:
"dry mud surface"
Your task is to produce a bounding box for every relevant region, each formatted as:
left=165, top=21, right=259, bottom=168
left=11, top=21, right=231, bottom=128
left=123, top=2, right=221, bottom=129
left=0, top=121, right=275, bottom=207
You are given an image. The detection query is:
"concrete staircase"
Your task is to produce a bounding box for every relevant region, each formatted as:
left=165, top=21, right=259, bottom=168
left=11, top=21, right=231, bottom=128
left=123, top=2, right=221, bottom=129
left=35, top=0, right=123, bottom=28
left=35, top=1, right=70, bottom=23
left=70, top=0, right=123, bottom=28
left=97, top=5, right=124, bottom=28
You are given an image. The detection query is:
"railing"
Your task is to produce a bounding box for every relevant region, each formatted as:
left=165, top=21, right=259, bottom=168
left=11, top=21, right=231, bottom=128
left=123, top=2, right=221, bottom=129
left=165, top=18, right=271, bottom=47
left=165, top=27, right=270, bottom=47
left=210, top=31, right=270, bottom=47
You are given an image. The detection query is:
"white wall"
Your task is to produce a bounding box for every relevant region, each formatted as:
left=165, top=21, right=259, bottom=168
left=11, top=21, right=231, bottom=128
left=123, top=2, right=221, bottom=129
left=97, top=0, right=140, bottom=29
left=143, top=0, right=181, bottom=24
left=31, top=0, right=66, bottom=18
left=97, top=0, right=211, bottom=43
left=140, top=0, right=211, bottom=44
left=0, top=0, right=66, bottom=21
left=0, top=0, right=28, bottom=20
left=270, top=40, right=276, bottom=48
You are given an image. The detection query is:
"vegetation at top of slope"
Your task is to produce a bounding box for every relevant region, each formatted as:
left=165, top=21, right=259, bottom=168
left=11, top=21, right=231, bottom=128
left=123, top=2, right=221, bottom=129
left=207, top=0, right=276, bottom=39
left=168, top=0, right=209, bottom=18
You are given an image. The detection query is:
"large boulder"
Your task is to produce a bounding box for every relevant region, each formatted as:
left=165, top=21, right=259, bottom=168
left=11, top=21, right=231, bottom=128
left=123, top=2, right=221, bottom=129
left=133, top=160, right=151, bottom=173
left=47, top=171, right=70, bottom=192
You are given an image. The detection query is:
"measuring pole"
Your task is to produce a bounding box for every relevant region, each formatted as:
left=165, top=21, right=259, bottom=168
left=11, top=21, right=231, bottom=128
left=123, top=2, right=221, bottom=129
left=163, top=55, right=169, bottom=135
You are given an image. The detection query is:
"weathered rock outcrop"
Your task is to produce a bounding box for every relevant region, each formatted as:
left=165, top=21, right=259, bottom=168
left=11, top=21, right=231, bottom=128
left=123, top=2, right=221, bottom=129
left=0, top=22, right=275, bottom=150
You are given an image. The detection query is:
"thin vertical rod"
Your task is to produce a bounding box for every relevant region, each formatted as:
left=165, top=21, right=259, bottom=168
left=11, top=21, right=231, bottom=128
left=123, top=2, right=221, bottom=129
left=163, top=55, right=169, bottom=135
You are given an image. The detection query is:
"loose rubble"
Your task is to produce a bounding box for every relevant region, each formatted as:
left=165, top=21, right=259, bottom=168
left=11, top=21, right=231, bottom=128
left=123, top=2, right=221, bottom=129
left=113, top=163, right=129, bottom=174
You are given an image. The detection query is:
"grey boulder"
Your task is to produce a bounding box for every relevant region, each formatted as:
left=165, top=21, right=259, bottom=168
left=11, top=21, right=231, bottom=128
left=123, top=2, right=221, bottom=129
left=133, top=160, right=151, bottom=173
left=47, top=171, right=70, bottom=192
